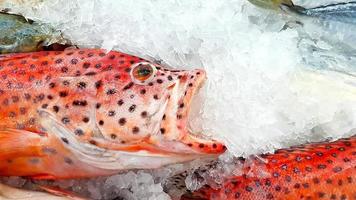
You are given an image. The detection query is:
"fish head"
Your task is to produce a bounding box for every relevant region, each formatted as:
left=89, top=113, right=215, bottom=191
left=128, top=62, right=207, bottom=140
left=30, top=49, right=226, bottom=172
left=108, top=60, right=226, bottom=156
left=88, top=56, right=226, bottom=169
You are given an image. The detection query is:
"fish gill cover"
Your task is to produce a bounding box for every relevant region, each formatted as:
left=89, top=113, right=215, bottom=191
left=0, top=0, right=355, bottom=199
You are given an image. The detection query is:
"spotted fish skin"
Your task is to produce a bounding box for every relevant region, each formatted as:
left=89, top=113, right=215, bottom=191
left=182, top=136, right=356, bottom=200
left=0, top=49, right=225, bottom=179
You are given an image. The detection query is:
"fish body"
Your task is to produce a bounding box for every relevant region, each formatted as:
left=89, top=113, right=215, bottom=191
left=0, top=12, right=66, bottom=54
left=182, top=135, right=356, bottom=199
left=283, top=1, right=356, bottom=25
left=248, top=0, right=356, bottom=75
left=0, top=49, right=225, bottom=179
left=248, top=0, right=356, bottom=25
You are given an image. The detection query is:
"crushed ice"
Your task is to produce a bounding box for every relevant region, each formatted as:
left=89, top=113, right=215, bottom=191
left=1, top=0, right=356, bottom=199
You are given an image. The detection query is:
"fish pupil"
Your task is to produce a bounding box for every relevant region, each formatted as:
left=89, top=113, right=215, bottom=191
left=138, top=67, right=152, bottom=77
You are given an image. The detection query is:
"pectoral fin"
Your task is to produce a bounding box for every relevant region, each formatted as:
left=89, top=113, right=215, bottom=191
left=0, top=128, right=45, bottom=161
left=0, top=127, right=114, bottom=179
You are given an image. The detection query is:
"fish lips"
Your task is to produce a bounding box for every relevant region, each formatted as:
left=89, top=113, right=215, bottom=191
left=155, top=69, right=225, bottom=155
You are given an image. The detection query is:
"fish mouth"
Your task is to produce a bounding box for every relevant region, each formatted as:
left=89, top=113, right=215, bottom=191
left=181, top=70, right=207, bottom=134
left=174, top=69, right=207, bottom=139
left=159, top=69, right=226, bottom=155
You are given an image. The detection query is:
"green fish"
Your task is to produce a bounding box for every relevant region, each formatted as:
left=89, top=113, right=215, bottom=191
left=0, top=12, right=67, bottom=54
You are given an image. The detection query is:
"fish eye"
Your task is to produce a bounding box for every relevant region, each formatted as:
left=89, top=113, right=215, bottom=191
left=130, top=62, right=157, bottom=85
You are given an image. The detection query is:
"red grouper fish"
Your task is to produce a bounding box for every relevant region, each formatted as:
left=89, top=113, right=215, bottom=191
left=182, top=135, right=356, bottom=200
left=0, top=48, right=226, bottom=179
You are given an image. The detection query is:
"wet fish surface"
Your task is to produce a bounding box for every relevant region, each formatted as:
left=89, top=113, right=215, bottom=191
left=182, top=135, right=356, bottom=199
left=248, top=0, right=356, bottom=25
left=248, top=0, right=356, bottom=77
left=0, top=12, right=66, bottom=54
left=284, top=1, right=356, bottom=25
left=0, top=48, right=225, bottom=179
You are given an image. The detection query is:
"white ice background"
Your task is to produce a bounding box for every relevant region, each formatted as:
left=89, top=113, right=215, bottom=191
left=1, top=0, right=356, bottom=199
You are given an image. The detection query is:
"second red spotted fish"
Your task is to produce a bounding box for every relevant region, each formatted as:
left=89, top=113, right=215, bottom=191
left=0, top=48, right=225, bottom=179
left=182, top=135, right=356, bottom=200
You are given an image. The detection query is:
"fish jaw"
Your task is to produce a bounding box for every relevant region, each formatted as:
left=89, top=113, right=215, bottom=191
left=161, top=69, right=207, bottom=141
left=153, top=68, right=226, bottom=156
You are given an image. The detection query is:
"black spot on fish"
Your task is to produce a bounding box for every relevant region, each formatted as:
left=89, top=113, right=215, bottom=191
left=55, top=58, right=63, bottom=64
left=129, top=104, right=136, bottom=112
left=141, top=111, right=147, bottom=118
left=123, top=82, right=134, bottom=90
left=119, top=118, right=126, bottom=125
left=61, top=137, right=69, bottom=144
left=273, top=172, right=279, bottom=177
left=62, top=117, right=70, bottom=124
left=75, top=129, right=84, bottom=136
left=42, top=147, right=57, bottom=155
left=95, top=80, right=102, bottom=89
left=99, top=120, right=104, bottom=126
left=83, top=62, right=90, bottom=69
left=106, top=89, right=116, bottom=95
left=85, top=71, right=97, bottom=76
left=71, top=59, right=78, bottom=64
left=96, top=103, right=101, bottom=109
left=59, top=91, right=68, bottom=97
left=245, top=186, right=253, bottom=192
left=317, top=164, right=326, bottom=169
left=117, top=99, right=124, bottom=106
left=64, top=157, right=73, bottom=164
left=132, top=126, right=140, bottom=134
left=61, top=66, right=68, bottom=73
left=333, top=167, right=342, bottom=173
left=53, top=105, right=59, bottom=113
left=77, top=82, right=87, bottom=89
left=108, top=110, right=116, bottom=116
left=82, top=117, right=89, bottom=123
left=72, top=100, right=88, bottom=106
